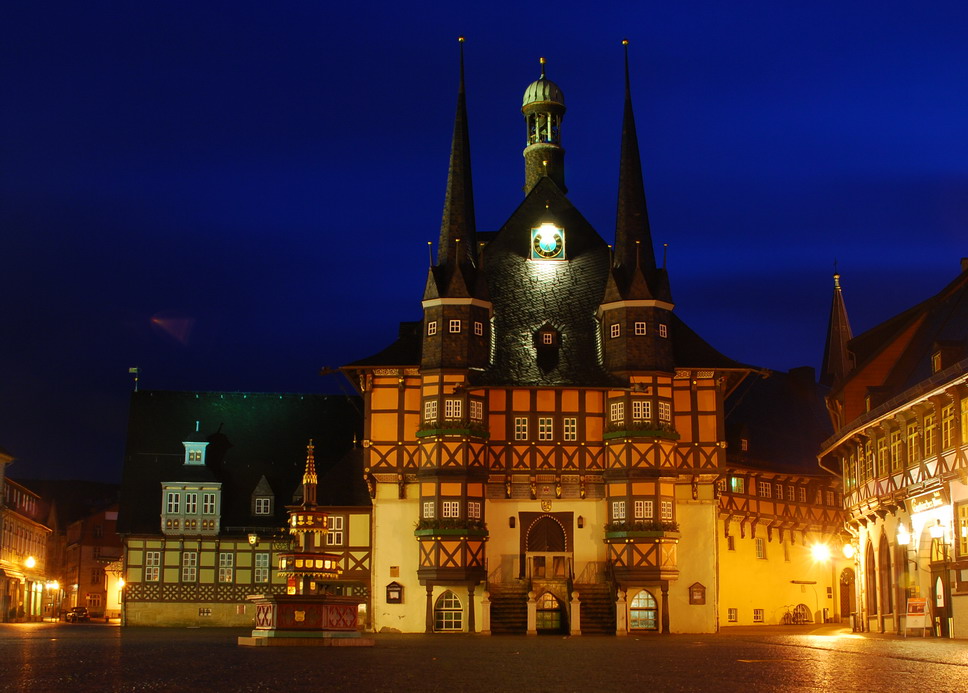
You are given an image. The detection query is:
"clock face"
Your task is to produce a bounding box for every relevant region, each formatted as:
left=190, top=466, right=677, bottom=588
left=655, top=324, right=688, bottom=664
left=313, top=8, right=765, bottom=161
left=531, top=223, right=565, bottom=260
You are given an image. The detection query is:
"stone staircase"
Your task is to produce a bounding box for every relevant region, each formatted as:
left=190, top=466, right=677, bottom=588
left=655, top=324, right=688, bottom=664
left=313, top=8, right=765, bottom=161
left=487, top=581, right=529, bottom=634
left=576, top=582, right=615, bottom=635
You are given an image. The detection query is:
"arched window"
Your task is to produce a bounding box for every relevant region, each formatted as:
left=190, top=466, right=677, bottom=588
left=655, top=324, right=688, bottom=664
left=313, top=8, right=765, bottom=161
left=878, top=535, right=892, bottom=614
left=865, top=542, right=878, bottom=615
left=434, top=591, right=463, bottom=632
left=536, top=592, right=565, bottom=633
left=629, top=590, right=658, bottom=631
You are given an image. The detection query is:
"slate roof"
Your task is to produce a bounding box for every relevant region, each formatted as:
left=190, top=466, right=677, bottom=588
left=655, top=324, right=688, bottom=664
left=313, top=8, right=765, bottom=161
left=724, top=367, right=833, bottom=475
left=117, top=391, right=365, bottom=535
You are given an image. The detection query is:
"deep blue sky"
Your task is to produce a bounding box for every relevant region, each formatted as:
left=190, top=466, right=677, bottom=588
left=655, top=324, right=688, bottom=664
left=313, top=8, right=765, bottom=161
left=2, top=2, right=966, bottom=482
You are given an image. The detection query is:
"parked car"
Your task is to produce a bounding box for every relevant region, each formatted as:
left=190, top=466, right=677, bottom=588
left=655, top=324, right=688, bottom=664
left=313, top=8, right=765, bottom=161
left=65, top=607, right=89, bottom=623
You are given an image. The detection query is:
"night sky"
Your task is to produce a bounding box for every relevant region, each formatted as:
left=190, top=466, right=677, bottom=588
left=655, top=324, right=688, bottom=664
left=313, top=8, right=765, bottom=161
left=3, top=2, right=967, bottom=482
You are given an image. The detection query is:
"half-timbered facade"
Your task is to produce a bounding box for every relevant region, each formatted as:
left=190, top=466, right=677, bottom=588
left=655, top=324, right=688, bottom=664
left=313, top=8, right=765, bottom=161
left=819, top=263, right=968, bottom=637
left=343, top=44, right=846, bottom=635
left=117, top=391, right=367, bottom=626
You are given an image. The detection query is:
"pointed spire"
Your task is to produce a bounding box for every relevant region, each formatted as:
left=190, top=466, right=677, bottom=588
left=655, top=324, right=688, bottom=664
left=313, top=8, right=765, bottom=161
left=302, top=439, right=318, bottom=507
left=614, top=39, right=657, bottom=277
left=436, top=36, right=476, bottom=269
left=821, top=269, right=854, bottom=387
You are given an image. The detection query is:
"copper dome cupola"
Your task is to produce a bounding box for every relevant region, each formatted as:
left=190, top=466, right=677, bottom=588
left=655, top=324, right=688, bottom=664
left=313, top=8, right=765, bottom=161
left=522, top=57, right=566, bottom=194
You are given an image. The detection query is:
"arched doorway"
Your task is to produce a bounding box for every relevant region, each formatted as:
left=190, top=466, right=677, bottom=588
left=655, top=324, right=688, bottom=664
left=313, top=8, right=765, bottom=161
left=878, top=535, right=893, bottom=616
left=535, top=591, right=566, bottom=634
left=433, top=590, right=463, bottom=632
left=839, top=567, right=856, bottom=624
left=930, top=538, right=950, bottom=638
left=525, top=515, right=569, bottom=579
left=629, top=590, right=659, bottom=631
left=864, top=542, right=878, bottom=619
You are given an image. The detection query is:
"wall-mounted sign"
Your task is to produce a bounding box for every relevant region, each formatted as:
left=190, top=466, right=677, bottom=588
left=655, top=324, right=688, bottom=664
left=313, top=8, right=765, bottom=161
left=908, top=489, right=948, bottom=515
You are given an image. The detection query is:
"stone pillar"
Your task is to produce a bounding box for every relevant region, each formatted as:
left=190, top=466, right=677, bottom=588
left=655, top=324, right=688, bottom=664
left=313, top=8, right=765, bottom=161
left=615, top=589, right=627, bottom=636
left=425, top=585, right=434, bottom=633
left=526, top=590, right=537, bottom=635
left=467, top=585, right=476, bottom=633
left=481, top=591, right=491, bottom=635
left=570, top=591, right=581, bottom=636
left=660, top=583, right=670, bottom=634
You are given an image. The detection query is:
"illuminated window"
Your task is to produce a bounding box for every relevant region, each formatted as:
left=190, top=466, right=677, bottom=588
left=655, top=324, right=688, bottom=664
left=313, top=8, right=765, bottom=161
left=542, top=332, right=554, bottom=345
left=612, top=501, right=626, bottom=520
left=202, top=493, right=216, bottom=515
left=658, top=324, right=668, bottom=338
left=730, top=477, right=745, bottom=494
left=660, top=500, right=673, bottom=521
left=422, top=501, right=435, bottom=519
left=449, top=319, right=461, bottom=333
left=826, top=490, right=835, bottom=506
left=610, top=323, right=621, bottom=338
left=434, top=591, right=463, bottom=632
left=658, top=401, right=671, bottom=422
left=798, top=487, right=806, bottom=503
left=185, top=493, right=197, bottom=515
left=470, top=400, right=483, bottom=421
left=634, top=500, right=653, bottom=519
left=906, top=423, right=919, bottom=466
left=876, top=437, right=888, bottom=476
left=740, top=438, right=749, bottom=452
left=958, top=504, right=968, bottom=559
left=890, top=431, right=901, bottom=471
left=166, top=492, right=180, bottom=514
left=468, top=501, right=481, bottom=519
left=631, top=399, right=651, bottom=421
left=941, top=404, right=954, bottom=450
left=962, top=398, right=968, bottom=444
left=755, top=538, right=766, bottom=560
left=254, top=553, right=270, bottom=583
left=538, top=417, right=553, bottom=441
left=326, top=515, right=344, bottom=546
left=145, top=551, right=161, bottom=582
left=427, top=321, right=437, bottom=336
left=218, top=552, right=234, bottom=583
left=563, top=417, right=577, bottom=441
left=181, top=551, right=198, bottom=582
left=474, top=321, right=483, bottom=336
left=924, top=413, right=936, bottom=456
left=424, top=400, right=438, bottom=422
left=444, top=399, right=462, bottom=420
left=610, top=401, right=625, bottom=423
left=775, top=483, right=783, bottom=499
left=634, top=322, right=647, bottom=336
left=787, top=486, right=795, bottom=501
left=514, top=417, right=528, bottom=440
left=932, top=352, right=942, bottom=373
left=629, top=590, right=658, bottom=631
left=254, top=497, right=271, bottom=515
left=758, top=482, right=771, bottom=498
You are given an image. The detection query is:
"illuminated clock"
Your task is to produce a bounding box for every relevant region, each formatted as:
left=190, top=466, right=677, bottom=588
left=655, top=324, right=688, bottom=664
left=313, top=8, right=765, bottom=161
left=531, top=222, right=565, bottom=260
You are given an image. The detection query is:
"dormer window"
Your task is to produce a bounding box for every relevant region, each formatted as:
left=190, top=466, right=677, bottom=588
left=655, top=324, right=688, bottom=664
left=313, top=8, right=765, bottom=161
left=932, top=351, right=942, bottom=373
left=251, top=477, right=275, bottom=517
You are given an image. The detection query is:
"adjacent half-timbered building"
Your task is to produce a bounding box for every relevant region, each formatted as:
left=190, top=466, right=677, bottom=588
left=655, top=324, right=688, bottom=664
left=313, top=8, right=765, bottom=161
left=819, top=263, right=968, bottom=637
left=117, top=391, right=367, bottom=626
left=342, top=43, right=846, bottom=635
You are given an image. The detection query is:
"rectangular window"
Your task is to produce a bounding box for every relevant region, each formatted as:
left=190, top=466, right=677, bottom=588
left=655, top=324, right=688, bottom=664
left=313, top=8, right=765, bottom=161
left=634, top=321, right=647, bottom=336
left=753, top=608, right=764, bottom=622
left=658, top=324, right=668, bottom=338
left=876, top=437, right=888, bottom=477
left=787, top=486, right=795, bottom=501
left=962, top=398, right=968, bottom=445
left=444, top=399, right=462, bottom=420
left=610, top=401, right=625, bottom=423
left=826, top=490, right=835, bottom=506
left=727, top=607, right=737, bottom=622
left=538, top=417, right=553, bottom=441
left=449, top=319, right=461, bottom=333
left=924, top=413, right=936, bottom=456
left=442, top=501, right=460, bottom=518
left=775, top=483, right=783, bottom=500
left=427, top=321, right=437, bottom=336
left=941, top=404, right=954, bottom=450
left=660, top=500, right=673, bottom=521
left=424, top=400, right=438, bottom=422
left=470, top=400, right=483, bottom=421
left=468, top=501, right=481, bottom=519
left=202, top=493, right=216, bottom=515
left=631, top=399, right=651, bottom=421
left=474, top=321, right=483, bottom=336
left=958, top=503, right=968, bottom=559
left=798, top=487, right=806, bottom=503
left=758, top=481, right=771, bottom=498
left=514, top=417, right=528, bottom=440
left=184, top=493, right=197, bottom=514
left=755, top=538, right=766, bottom=560
left=254, top=497, right=271, bottom=515
left=906, top=422, right=919, bottom=466
left=87, top=593, right=103, bottom=608
left=218, top=552, right=234, bottom=583
left=423, top=501, right=435, bottom=519
left=181, top=551, right=198, bottom=582
left=610, top=323, right=621, bottom=338
left=541, top=332, right=554, bottom=345
left=730, top=477, right=745, bottom=494
left=563, top=417, right=577, bottom=441
left=658, top=401, right=671, bottom=422
left=612, top=501, right=626, bottom=520
left=254, top=553, right=270, bottom=583
left=890, top=431, right=902, bottom=472
left=166, top=492, right=180, bottom=514
left=634, top=500, right=654, bottom=519
left=91, top=567, right=102, bottom=585
left=326, top=515, right=344, bottom=546
left=145, top=551, right=161, bottom=582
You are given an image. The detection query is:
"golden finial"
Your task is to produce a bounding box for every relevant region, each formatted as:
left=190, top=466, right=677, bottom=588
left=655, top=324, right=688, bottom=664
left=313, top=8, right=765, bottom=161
left=539, top=56, right=546, bottom=78
left=458, top=36, right=464, bottom=43
left=622, top=38, right=629, bottom=46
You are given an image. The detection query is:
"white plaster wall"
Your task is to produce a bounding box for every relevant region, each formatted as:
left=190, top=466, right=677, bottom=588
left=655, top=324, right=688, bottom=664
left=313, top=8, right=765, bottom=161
left=668, top=484, right=718, bottom=633
left=370, top=484, right=420, bottom=632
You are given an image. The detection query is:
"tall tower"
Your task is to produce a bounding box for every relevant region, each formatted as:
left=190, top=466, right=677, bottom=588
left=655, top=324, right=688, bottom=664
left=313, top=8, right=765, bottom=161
left=820, top=271, right=853, bottom=388
left=522, top=58, right=566, bottom=194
